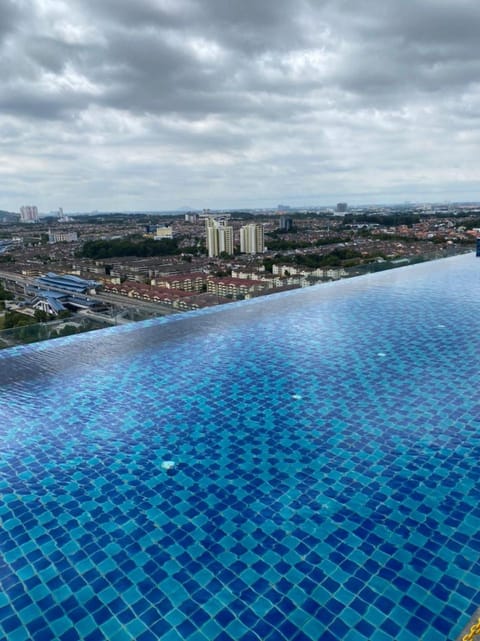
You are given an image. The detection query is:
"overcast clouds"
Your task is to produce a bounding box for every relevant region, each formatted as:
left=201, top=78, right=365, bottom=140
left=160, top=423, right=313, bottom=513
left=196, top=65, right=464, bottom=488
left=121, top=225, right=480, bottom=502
left=1, top=0, right=480, bottom=212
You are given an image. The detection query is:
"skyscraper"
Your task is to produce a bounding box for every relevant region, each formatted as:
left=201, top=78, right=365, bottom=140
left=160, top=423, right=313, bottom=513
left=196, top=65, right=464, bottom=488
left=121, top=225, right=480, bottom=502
left=20, top=205, right=39, bottom=223
left=279, top=215, right=293, bottom=232
left=205, top=217, right=234, bottom=257
left=240, top=223, right=265, bottom=254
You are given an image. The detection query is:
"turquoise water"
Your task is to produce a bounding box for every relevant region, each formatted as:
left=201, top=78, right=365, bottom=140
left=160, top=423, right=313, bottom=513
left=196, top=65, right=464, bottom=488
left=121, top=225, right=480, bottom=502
left=1, top=253, right=480, bottom=640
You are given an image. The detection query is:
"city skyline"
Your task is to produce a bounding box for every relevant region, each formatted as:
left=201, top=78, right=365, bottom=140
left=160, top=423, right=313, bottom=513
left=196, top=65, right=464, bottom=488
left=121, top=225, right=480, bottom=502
left=1, top=1, right=480, bottom=211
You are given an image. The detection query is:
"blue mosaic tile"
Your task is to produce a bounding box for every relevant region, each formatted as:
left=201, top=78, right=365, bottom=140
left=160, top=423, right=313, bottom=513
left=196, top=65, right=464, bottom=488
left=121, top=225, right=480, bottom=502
left=1, top=254, right=480, bottom=640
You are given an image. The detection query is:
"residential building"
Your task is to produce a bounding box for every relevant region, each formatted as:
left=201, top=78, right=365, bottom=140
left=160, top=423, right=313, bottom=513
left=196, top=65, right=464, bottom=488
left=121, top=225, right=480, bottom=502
left=205, top=217, right=234, bottom=257
left=152, top=273, right=206, bottom=292
left=48, top=230, right=78, bottom=243
left=154, top=225, right=173, bottom=240
left=206, top=276, right=268, bottom=299
left=240, top=223, right=265, bottom=254
left=279, top=215, right=293, bottom=231
left=20, top=205, right=39, bottom=223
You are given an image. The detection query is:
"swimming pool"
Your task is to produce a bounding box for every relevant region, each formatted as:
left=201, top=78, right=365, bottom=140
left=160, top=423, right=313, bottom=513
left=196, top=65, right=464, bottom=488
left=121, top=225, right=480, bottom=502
left=1, top=253, right=480, bottom=641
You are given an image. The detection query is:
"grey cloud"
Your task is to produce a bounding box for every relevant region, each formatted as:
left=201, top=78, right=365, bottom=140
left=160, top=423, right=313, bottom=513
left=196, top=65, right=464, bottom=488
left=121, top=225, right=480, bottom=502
left=81, top=0, right=193, bottom=30
left=77, top=0, right=324, bottom=109
left=0, top=0, right=20, bottom=43
left=23, top=36, right=91, bottom=74
left=2, top=0, right=480, bottom=210
left=0, top=92, right=81, bottom=119
left=196, top=0, right=315, bottom=52
left=322, top=0, right=480, bottom=101
left=387, top=1, right=480, bottom=47
left=5, top=0, right=480, bottom=120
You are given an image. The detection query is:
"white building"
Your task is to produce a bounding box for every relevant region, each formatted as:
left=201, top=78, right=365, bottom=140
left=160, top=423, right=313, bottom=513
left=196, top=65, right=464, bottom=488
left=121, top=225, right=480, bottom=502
left=20, top=205, right=39, bottom=223
left=48, top=230, right=78, bottom=243
left=154, top=225, right=173, bottom=240
left=206, top=217, right=234, bottom=257
left=240, top=223, right=265, bottom=254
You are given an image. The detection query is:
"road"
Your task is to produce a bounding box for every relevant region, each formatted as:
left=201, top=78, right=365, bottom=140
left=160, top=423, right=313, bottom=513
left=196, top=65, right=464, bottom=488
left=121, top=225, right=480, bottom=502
left=0, top=269, right=31, bottom=292
left=93, top=291, right=178, bottom=315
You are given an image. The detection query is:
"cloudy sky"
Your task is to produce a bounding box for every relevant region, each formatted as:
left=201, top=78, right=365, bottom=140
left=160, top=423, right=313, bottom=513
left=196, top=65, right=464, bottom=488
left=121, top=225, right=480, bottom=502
left=1, top=0, right=480, bottom=212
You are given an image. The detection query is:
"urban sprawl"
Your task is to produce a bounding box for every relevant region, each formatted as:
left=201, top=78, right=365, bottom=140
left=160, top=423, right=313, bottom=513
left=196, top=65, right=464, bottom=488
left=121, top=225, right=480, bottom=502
left=0, top=203, right=478, bottom=348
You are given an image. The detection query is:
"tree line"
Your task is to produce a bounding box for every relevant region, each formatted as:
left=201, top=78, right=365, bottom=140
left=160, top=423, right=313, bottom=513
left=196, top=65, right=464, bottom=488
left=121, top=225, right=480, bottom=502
left=263, top=247, right=366, bottom=271
left=342, top=213, right=421, bottom=227
left=80, top=237, right=181, bottom=259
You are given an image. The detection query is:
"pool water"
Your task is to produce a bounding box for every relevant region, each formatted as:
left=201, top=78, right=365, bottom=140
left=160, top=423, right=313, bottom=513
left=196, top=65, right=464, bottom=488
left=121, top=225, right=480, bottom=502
left=1, top=253, right=480, bottom=641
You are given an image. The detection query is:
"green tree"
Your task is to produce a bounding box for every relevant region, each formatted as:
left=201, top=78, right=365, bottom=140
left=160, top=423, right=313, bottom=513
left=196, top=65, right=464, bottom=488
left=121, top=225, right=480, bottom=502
left=34, top=309, right=50, bottom=322
left=81, top=237, right=180, bottom=259
left=57, top=324, right=78, bottom=337
left=0, top=285, right=14, bottom=301
left=4, top=311, right=36, bottom=329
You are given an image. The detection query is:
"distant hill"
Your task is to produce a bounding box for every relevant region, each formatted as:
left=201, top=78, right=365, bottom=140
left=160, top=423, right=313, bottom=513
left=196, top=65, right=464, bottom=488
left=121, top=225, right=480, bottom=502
left=0, top=211, right=20, bottom=223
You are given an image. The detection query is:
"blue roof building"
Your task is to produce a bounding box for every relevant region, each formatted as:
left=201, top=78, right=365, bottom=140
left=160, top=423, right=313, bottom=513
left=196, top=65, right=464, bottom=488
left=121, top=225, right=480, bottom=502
left=34, top=272, right=100, bottom=294
left=26, top=273, right=103, bottom=316
left=31, top=292, right=67, bottom=315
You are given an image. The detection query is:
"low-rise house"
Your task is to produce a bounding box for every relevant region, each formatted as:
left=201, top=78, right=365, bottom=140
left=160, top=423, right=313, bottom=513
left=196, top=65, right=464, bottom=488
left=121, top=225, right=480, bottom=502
left=151, top=272, right=206, bottom=292
left=206, top=276, right=269, bottom=299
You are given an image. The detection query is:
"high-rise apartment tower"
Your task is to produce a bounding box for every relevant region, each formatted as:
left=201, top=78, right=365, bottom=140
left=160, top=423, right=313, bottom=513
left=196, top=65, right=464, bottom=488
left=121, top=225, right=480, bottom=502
left=205, top=217, right=234, bottom=257
left=20, top=205, right=39, bottom=223
left=240, top=223, right=265, bottom=254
